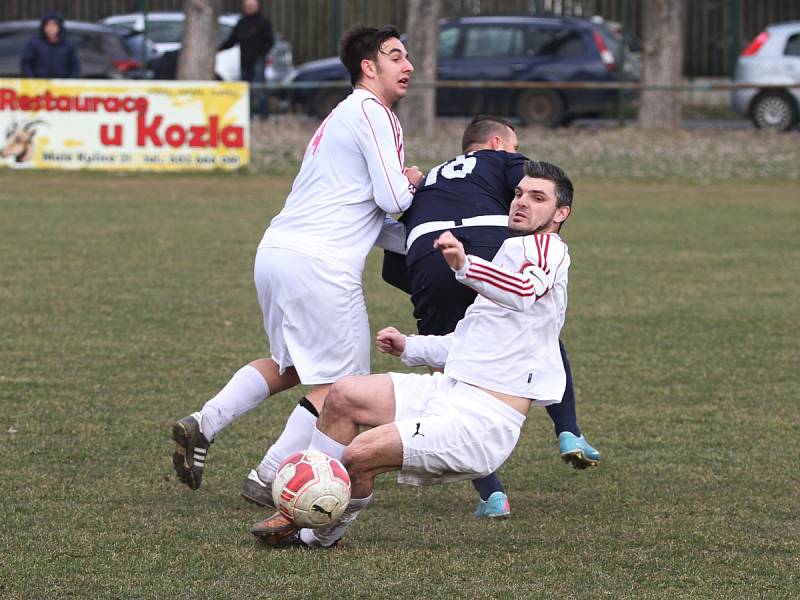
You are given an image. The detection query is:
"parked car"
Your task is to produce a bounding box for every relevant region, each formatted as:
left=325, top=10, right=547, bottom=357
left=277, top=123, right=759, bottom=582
left=0, top=20, right=153, bottom=78
left=732, top=21, right=800, bottom=132
left=100, top=12, right=293, bottom=83
left=589, top=15, right=643, bottom=81
left=284, top=14, right=636, bottom=127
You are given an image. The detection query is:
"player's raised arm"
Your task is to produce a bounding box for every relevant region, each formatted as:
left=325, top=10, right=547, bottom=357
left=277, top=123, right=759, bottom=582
left=433, top=230, right=467, bottom=270
left=451, top=234, right=569, bottom=312
left=358, top=98, right=416, bottom=214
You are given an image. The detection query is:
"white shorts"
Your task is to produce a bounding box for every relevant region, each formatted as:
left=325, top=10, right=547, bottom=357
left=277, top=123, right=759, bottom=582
left=390, top=372, right=526, bottom=486
left=254, top=247, right=370, bottom=384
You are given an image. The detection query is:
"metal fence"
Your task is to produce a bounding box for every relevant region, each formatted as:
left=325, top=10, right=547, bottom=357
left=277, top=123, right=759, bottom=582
left=3, top=0, right=800, bottom=76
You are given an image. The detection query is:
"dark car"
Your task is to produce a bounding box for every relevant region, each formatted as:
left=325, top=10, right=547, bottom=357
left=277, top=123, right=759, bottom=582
left=285, top=15, right=635, bottom=126
left=0, top=20, right=153, bottom=78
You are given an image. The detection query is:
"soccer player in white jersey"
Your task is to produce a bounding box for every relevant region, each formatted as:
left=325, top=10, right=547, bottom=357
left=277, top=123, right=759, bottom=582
left=171, top=25, right=423, bottom=499
left=252, top=160, right=577, bottom=548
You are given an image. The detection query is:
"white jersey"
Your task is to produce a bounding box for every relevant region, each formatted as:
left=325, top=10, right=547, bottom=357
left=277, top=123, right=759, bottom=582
left=401, top=233, right=570, bottom=403
left=259, top=88, right=414, bottom=277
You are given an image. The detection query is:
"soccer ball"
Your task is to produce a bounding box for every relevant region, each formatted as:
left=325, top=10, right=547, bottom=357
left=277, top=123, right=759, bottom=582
left=272, top=450, right=351, bottom=529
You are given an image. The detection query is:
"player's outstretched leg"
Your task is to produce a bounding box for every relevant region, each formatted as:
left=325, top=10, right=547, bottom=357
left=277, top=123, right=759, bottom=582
left=251, top=512, right=300, bottom=547
left=172, top=413, right=211, bottom=490
left=172, top=363, right=270, bottom=489
left=172, top=360, right=300, bottom=490
left=246, top=392, right=327, bottom=506
left=472, top=474, right=510, bottom=518
left=241, top=468, right=273, bottom=507
left=558, top=432, right=601, bottom=469
left=546, top=341, right=602, bottom=469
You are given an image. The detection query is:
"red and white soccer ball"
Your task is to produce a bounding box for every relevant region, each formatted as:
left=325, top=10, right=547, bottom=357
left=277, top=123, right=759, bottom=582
left=272, top=450, right=351, bottom=529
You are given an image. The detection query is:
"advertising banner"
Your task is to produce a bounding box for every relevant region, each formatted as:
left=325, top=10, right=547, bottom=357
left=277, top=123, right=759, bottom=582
left=0, top=78, right=249, bottom=171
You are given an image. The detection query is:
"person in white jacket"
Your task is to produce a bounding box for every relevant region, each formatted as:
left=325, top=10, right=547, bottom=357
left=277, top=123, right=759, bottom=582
left=171, top=25, right=423, bottom=500
left=252, top=159, right=576, bottom=549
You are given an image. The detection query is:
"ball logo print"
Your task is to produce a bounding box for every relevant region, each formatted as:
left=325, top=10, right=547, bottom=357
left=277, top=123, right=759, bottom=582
left=272, top=450, right=351, bottom=528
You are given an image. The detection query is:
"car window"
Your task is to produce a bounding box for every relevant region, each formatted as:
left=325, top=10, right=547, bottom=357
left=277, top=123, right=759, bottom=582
left=785, top=33, right=800, bottom=57
left=102, top=33, right=128, bottom=58
left=109, top=18, right=137, bottom=31
left=0, top=31, right=35, bottom=57
left=537, top=28, right=587, bottom=57
left=527, top=26, right=561, bottom=54
left=146, top=20, right=184, bottom=44
left=438, top=26, right=460, bottom=59
left=66, top=31, right=103, bottom=53
left=463, top=26, right=525, bottom=59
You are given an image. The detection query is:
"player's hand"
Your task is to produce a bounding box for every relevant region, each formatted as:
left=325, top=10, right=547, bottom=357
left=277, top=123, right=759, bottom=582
left=376, top=327, right=406, bottom=357
left=404, top=166, right=424, bottom=189
left=521, top=263, right=551, bottom=297
left=433, top=230, right=466, bottom=271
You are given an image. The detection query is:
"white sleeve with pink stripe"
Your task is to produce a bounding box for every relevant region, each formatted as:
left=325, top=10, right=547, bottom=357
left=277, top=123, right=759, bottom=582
left=358, top=98, right=415, bottom=214
left=400, top=333, right=454, bottom=368
left=454, top=234, right=568, bottom=312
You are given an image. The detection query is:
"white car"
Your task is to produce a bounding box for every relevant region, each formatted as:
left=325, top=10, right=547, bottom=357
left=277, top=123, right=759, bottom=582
left=100, top=12, right=293, bottom=83
left=732, top=21, right=800, bottom=132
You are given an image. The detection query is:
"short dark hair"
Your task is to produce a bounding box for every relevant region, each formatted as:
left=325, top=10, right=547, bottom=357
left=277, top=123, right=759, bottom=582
left=524, top=160, right=574, bottom=209
left=339, top=25, right=401, bottom=87
left=461, top=115, right=515, bottom=152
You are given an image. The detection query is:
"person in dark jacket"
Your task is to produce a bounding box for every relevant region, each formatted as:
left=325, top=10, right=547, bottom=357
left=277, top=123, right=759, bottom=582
left=219, top=0, right=275, bottom=119
left=20, top=12, right=80, bottom=78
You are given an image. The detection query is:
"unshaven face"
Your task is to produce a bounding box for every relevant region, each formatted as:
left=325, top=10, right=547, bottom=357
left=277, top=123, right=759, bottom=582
left=509, top=176, right=569, bottom=234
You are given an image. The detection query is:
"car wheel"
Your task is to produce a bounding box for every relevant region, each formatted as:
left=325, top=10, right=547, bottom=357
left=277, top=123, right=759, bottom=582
left=312, top=90, right=347, bottom=118
left=751, top=92, right=798, bottom=132
left=517, top=90, right=566, bottom=127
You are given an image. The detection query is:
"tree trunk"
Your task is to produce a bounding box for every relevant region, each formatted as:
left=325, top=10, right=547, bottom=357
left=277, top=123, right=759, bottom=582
left=397, top=0, right=440, bottom=135
left=177, top=0, right=220, bottom=80
left=638, top=0, right=686, bottom=129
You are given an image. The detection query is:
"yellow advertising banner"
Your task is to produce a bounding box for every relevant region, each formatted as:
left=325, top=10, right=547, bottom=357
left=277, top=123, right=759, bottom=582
left=0, top=78, right=249, bottom=171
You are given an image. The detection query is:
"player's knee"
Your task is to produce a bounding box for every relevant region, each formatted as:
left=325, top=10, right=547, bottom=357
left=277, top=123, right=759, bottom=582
left=326, top=377, right=367, bottom=419
left=341, top=442, right=372, bottom=480
left=324, top=379, right=355, bottom=416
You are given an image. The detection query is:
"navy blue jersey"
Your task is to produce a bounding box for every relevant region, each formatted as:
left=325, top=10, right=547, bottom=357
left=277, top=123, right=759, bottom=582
left=402, top=150, right=527, bottom=264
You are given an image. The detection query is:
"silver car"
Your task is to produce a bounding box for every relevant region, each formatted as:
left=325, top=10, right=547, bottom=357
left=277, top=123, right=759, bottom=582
left=100, top=12, right=293, bottom=84
left=732, top=21, right=800, bottom=132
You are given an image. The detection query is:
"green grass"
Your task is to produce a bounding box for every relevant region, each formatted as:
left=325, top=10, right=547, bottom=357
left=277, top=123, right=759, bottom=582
left=1, top=171, right=798, bottom=599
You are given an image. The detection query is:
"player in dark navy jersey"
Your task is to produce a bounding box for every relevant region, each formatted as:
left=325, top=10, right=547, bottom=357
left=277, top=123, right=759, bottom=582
left=384, top=115, right=601, bottom=517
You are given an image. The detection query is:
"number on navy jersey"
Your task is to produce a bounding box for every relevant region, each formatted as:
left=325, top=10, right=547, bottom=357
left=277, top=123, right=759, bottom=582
left=424, top=154, right=478, bottom=186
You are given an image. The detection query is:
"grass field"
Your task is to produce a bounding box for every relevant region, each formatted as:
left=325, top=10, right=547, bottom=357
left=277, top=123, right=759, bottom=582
left=1, top=167, right=799, bottom=599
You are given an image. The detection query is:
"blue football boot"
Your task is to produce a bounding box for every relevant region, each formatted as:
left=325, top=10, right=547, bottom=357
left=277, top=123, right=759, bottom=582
left=559, top=432, right=601, bottom=469
left=474, top=491, right=511, bottom=518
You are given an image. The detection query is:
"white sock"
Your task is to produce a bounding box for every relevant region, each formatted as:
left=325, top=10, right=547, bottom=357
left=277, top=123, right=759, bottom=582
left=309, top=426, right=347, bottom=462
left=300, top=494, right=372, bottom=548
left=256, top=403, right=317, bottom=482
left=199, top=365, right=269, bottom=440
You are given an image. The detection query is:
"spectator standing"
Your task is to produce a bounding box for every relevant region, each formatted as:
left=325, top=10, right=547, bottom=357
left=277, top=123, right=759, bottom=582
left=20, top=11, right=80, bottom=79
left=220, top=0, right=275, bottom=119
